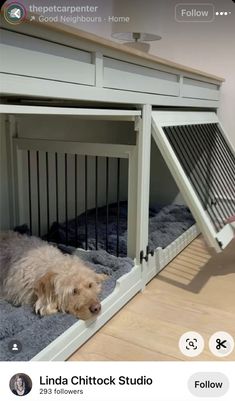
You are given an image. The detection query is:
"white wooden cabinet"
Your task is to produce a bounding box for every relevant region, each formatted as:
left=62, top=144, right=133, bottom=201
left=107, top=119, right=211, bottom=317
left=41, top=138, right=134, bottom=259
left=1, top=18, right=233, bottom=362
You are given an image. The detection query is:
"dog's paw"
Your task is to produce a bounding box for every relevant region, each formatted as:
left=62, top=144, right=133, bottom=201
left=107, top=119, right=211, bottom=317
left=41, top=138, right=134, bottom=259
left=96, top=273, right=109, bottom=283
left=34, top=301, right=58, bottom=316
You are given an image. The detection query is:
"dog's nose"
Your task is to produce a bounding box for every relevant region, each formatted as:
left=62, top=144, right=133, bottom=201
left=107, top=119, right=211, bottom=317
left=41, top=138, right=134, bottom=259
left=89, top=302, right=101, bottom=314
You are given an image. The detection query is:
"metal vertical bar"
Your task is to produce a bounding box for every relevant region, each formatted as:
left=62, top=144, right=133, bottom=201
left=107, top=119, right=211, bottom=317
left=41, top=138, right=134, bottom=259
left=55, top=153, right=59, bottom=223
left=201, top=123, right=233, bottom=191
left=166, top=126, right=208, bottom=206
left=181, top=124, right=225, bottom=228
left=207, top=124, right=235, bottom=193
left=116, top=158, right=120, bottom=257
left=198, top=124, right=235, bottom=217
left=85, top=155, right=88, bottom=250
left=214, top=124, right=235, bottom=174
left=181, top=124, right=225, bottom=227
left=75, top=154, right=78, bottom=247
left=27, top=150, right=32, bottom=234
left=65, top=153, right=68, bottom=245
left=106, top=157, right=109, bottom=252
left=175, top=126, right=209, bottom=205
left=165, top=126, right=222, bottom=230
left=95, top=156, right=98, bottom=250
left=46, top=152, right=50, bottom=237
left=36, top=151, right=41, bottom=237
left=213, top=124, right=235, bottom=218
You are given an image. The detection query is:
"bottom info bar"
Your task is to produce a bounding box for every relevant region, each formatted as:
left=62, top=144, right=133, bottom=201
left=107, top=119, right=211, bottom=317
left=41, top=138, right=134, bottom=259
left=1, top=361, right=234, bottom=400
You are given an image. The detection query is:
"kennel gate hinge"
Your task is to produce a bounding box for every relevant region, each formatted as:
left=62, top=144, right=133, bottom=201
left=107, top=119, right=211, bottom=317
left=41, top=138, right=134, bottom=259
left=140, top=245, right=154, bottom=263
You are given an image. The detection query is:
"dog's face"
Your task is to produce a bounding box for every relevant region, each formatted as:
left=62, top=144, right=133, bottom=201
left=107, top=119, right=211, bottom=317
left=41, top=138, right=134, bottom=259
left=34, top=268, right=106, bottom=320
left=62, top=271, right=106, bottom=320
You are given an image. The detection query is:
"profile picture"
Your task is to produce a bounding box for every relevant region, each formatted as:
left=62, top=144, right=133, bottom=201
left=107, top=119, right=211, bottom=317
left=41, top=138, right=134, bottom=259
left=9, top=373, right=32, bottom=396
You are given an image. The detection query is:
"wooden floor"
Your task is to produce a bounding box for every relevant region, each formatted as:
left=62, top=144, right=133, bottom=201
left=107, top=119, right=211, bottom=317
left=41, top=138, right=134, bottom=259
left=68, top=237, right=235, bottom=361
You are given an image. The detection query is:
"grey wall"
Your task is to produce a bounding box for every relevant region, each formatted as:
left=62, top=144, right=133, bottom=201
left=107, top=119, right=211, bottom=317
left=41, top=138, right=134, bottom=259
left=150, top=138, right=184, bottom=207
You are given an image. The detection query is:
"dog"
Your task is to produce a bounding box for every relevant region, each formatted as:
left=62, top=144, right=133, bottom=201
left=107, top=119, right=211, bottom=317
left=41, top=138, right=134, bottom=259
left=0, top=231, right=106, bottom=320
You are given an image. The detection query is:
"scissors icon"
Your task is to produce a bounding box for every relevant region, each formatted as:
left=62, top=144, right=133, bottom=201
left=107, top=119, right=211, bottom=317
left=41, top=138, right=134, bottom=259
left=216, top=338, right=227, bottom=350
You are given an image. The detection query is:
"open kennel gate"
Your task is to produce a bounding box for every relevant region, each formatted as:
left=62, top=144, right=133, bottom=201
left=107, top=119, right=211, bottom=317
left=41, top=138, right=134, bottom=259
left=151, top=111, right=235, bottom=252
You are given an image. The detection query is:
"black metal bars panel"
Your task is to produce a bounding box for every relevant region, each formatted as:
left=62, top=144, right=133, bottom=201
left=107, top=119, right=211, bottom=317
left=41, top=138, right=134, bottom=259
left=116, top=158, right=121, bottom=257
left=25, top=150, right=126, bottom=256
left=36, top=150, right=41, bottom=237
left=27, top=150, right=32, bottom=234
left=164, top=123, right=235, bottom=232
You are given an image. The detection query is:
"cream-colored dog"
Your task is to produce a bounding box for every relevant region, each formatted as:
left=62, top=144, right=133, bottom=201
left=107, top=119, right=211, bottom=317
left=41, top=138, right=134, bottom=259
left=0, top=231, right=106, bottom=320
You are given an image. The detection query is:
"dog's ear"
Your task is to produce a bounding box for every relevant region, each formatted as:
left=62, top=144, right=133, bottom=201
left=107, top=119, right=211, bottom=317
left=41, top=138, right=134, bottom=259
left=34, top=271, right=57, bottom=298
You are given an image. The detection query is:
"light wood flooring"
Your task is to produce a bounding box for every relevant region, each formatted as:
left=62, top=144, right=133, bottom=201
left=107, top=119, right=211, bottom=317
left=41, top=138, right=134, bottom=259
left=68, top=237, right=235, bottom=361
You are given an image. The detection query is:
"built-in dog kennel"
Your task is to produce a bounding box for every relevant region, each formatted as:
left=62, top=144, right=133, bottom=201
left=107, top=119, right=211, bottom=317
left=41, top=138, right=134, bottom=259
left=0, top=21, right=235, bottom=361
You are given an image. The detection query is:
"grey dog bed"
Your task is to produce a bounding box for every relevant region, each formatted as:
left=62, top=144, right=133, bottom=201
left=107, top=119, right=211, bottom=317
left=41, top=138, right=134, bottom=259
left=0, top=204, right=195, bottom=361
left=47, top=203, right=195, bottom=256
left=0, top=249, right=133, bottom=361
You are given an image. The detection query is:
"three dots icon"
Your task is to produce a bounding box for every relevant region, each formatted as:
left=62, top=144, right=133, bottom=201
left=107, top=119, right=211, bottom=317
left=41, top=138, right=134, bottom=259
left=215, top=11, right=232, bottom=16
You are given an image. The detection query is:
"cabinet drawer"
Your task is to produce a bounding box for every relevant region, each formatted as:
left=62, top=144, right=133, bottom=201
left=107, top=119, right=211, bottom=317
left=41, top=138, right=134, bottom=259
left=103, top=57, right=180, bottom=96
left=182, top=77, right=220, bottom=100
left=0, top=30, right=95, bottom=86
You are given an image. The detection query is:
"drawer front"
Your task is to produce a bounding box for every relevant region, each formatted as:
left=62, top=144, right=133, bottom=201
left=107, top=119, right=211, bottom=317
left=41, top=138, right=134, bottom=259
left=0, top=30, right=95, bottom=86
left=182, top=77, right=220, bottom=100
left=103, top=57, right=180, bottom=96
